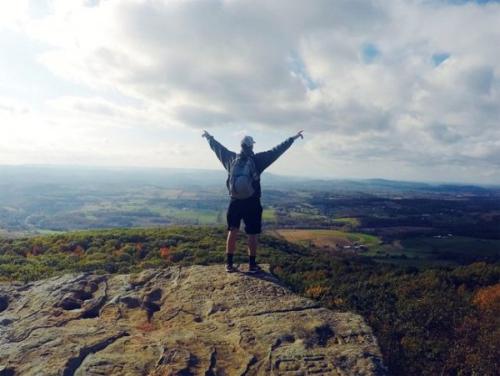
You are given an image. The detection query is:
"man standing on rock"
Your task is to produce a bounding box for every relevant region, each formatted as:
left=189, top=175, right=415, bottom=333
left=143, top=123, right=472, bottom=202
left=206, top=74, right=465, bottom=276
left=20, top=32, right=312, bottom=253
left=202, top=130, right=304, bottom=273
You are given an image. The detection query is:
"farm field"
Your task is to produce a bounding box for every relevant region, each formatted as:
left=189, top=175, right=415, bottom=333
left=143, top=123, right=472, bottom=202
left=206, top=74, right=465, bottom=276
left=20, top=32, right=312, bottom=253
left=262, top=208, right=277, bottom=222
left=273, top=228, right=380, bottom=250
left=332, top=217, right=361, bottom=227
left=271, top=228, right=500, bottom=267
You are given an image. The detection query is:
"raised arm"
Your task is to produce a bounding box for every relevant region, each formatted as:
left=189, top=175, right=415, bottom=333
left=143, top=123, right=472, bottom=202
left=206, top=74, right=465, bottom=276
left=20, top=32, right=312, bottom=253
left=202, top=130, right=236, bottom=172
left=254, top=131, right=304, bottom=173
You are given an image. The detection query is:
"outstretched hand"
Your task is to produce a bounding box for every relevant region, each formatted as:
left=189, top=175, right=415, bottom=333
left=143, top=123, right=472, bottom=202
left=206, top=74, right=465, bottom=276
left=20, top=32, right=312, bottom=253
left=293, top=130, right=304, bottom=140
left=202, top=130, right=212, bottom=139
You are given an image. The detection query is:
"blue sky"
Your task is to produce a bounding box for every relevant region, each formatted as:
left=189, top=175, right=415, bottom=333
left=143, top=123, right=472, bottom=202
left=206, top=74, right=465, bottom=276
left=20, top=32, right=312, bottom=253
left=432, top=53, right=450, bottom=66
left=361, top=43, right=380, bottom=64
left=1, top=0, right=500, bottom=184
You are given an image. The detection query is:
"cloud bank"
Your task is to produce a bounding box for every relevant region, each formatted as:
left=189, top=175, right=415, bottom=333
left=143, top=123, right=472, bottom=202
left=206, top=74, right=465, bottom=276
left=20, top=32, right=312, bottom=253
left=1, top=0, right=500, bottom=182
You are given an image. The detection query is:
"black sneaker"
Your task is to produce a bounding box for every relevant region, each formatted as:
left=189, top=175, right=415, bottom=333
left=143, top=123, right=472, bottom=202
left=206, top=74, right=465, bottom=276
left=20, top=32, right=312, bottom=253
left=225, top=264, right=238, bottom=273
left=248, top=264, right=263, bottom=274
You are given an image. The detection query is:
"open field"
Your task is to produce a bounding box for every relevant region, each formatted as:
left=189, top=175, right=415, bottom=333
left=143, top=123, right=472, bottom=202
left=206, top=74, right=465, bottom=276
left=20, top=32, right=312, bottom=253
left=274, top=228, right=381, bottom=249
left=262, top=208, right=277, bottom=222
left=332, top=217, right=360, bottom=227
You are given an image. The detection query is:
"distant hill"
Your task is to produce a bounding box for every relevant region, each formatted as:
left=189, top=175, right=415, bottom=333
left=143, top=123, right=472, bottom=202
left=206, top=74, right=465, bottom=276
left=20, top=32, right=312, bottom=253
left=1, top=165, right=497, bottom=194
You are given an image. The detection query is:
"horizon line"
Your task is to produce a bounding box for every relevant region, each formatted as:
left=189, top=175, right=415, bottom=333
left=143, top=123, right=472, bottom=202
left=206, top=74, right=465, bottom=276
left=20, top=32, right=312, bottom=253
left=1, top=163, right=498, bottom=188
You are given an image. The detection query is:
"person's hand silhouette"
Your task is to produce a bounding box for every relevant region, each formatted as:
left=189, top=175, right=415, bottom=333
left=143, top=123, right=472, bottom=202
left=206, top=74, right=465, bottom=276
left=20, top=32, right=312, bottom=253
left=293, top=130, right=304, bottom=140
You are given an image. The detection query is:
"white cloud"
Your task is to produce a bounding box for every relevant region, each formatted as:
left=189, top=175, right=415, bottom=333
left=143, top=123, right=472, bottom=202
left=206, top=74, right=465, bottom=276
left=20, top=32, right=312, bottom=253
left=0, top=1, right=29, bottom=31
left=1, top=0, right=500, bottom=182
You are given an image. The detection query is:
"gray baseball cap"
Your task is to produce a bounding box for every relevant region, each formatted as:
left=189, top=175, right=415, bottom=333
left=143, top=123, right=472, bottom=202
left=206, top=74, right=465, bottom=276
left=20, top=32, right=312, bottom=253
left=241, top=135, right=256, bottom=147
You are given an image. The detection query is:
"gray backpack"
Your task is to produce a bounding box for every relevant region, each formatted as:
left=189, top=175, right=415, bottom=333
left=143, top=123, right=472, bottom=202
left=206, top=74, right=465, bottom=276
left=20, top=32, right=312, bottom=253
left=228, top=156, right=259, bottom=199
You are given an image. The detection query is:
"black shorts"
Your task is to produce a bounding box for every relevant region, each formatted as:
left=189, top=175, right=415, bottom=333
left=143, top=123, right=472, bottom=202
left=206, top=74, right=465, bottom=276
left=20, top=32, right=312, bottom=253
left=226, top=197, right=263, bottom=234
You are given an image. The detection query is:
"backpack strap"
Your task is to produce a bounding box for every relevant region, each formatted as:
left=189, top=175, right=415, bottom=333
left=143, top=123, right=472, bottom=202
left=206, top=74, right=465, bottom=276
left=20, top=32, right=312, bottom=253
left=246, top=157, right=260, bottom=181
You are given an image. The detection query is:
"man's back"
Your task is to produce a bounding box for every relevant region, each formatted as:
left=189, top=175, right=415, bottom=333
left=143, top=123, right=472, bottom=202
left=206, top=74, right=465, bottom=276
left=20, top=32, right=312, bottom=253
left=205, top=135, right=296, bottom=198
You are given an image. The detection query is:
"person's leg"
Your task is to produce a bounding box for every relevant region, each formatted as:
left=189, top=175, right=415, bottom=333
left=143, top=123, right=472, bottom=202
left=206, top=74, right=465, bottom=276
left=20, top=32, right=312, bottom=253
left=247, top=234, right=258, bottom=267
left=226, top=228, right=238, bottom=266
left=226, top=199, right=242, bottom=269
left=243, top=198, right=263, bottom=270
left=247, top=234, right=257, bottom=256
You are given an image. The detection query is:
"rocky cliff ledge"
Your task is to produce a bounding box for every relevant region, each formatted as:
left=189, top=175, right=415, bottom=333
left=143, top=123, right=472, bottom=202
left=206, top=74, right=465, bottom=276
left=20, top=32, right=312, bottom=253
left=0, top=264, right=385, bottom=375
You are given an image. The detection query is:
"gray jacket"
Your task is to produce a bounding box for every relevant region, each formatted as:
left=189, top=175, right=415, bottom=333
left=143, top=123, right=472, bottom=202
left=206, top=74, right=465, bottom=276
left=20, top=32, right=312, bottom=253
left=206, top=136, right=295, bottom=199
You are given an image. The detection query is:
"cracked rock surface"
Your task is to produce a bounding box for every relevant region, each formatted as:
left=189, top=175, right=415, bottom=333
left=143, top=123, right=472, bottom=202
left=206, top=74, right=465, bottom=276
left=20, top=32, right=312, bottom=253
left=0, top=264, right=385, bottom=375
